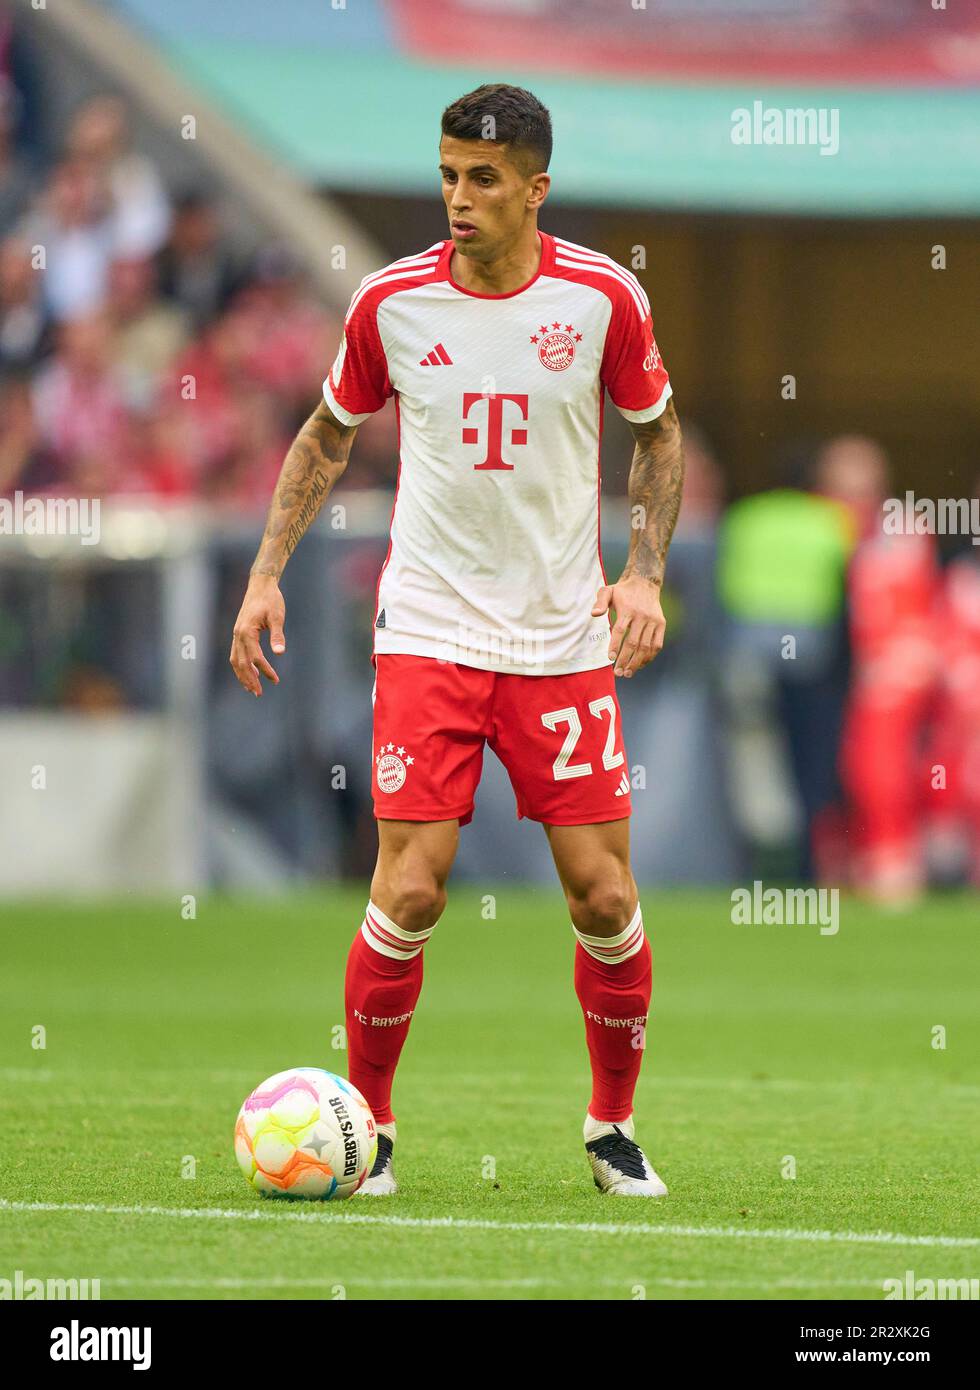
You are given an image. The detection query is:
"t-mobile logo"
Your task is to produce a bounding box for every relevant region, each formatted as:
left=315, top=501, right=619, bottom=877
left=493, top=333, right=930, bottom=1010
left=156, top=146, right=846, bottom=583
left=461, top=392, right=529, bottom=471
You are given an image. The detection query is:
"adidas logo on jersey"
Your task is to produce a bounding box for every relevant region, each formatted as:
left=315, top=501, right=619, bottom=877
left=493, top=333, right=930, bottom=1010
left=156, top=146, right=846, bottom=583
left=419, top=342, right=453, bottom=366
left=614, top=773, right=630, bottom=796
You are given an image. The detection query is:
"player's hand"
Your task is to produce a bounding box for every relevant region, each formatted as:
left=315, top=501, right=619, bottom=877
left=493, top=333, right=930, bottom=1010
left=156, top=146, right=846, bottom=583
left=592, top=575, right=666, bottom=677
left=229, top=575, right=286, bottom=696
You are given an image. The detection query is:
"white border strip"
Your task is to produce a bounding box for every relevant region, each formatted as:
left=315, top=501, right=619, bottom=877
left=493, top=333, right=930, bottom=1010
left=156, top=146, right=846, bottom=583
left=1, top=1200, right=976, bottom=1248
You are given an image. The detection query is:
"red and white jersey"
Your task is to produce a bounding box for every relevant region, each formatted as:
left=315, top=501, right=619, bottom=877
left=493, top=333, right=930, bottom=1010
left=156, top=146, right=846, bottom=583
left=323, top=231, right=672, bottom=675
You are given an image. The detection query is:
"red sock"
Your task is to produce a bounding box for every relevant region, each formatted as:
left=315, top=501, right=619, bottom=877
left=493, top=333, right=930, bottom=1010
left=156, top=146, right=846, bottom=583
left=344, top=901, right=434, bottom=1125
left=573, top=906, right=651, bottom=1123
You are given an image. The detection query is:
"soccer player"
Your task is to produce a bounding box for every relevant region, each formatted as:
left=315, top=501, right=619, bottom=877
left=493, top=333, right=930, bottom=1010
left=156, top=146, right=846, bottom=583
left=230, top=85, right=684, bottom=1197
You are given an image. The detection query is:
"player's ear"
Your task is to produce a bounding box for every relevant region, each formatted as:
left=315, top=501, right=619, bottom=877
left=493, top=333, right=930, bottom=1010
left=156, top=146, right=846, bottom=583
left=527, top=172, right=550, bottom=211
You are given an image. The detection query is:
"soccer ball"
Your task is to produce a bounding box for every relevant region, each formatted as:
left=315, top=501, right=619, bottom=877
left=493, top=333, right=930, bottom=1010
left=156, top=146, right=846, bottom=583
left=234, top=1068, right=377, bottom=1199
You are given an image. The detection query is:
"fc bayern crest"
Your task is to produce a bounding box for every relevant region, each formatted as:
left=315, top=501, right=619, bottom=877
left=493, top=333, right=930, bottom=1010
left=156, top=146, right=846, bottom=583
left=530, top=321, right=582, bottom=372
left=375, top=741, right=414, bottom=794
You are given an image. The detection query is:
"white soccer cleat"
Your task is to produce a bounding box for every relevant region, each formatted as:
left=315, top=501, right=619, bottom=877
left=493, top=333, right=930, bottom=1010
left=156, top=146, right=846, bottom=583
left=357, top=1122, right=397, bottom=1196
left=584, top=1112, right=668, bottom=1197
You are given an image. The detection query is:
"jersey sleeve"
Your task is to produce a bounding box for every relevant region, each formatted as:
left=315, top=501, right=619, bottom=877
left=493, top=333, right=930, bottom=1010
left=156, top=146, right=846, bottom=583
left=322, top=289, right=393, bottom=425
left=600, top=287, right=672, bottom=424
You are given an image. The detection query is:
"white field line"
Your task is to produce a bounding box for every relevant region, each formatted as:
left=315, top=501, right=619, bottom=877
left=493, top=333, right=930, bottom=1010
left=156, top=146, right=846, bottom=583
left=106, top=1275, right=887, bottom=1292
left=1, top=1199, right=977, bottom=1249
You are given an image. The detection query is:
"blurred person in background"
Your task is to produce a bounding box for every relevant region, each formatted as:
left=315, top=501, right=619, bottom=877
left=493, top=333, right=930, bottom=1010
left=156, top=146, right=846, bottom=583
left=717, top=444, right=852, bottom=881
left=20, top=157, right=115, bottom=321
left=236, top=245, right=337, bottom=419
left=203, top=383, right=292, bottom=513
left=0, top=369, right=53, bottom=494
left=675, top=421, right=724, bottom=529
left=172, top=302, right=260, bottom=478
left=821, top=435, right=941, bottom=906
left=125, top=398, right=197, bottom=499
left=31, top=310, right=128, bottom=494
left=156, top=189, right=240, bottom=330
left=924, top=475, right=980, bottom=888
left=0, top=73, right=34, bottom=238
left=667, top=419, right=726, bottom=658
left=616, top=420, right=739, bottom=887
left=0, top=233, right=49, bottom=370
left=106, top=254, right=189, bottom=412
left=66, top=94, right=171, bottom=259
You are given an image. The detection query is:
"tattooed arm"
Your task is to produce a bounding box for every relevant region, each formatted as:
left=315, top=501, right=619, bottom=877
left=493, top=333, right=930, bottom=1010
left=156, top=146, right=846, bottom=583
left=592, top=398, right=685, bottom=678
left=230, top=399, right=357, bottom=695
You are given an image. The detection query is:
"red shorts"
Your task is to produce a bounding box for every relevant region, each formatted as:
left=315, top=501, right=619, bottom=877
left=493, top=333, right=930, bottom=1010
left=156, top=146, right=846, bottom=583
left=371, top=654, right=632, bottom=826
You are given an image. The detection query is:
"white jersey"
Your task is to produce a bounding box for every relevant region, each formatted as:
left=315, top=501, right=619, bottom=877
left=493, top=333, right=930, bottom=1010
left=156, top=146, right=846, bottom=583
left=323, top=231, right=672, bottom=675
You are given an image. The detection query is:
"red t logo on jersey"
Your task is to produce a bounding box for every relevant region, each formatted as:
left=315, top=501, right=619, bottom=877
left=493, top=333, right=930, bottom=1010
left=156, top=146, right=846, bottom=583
left=461, top=393, right=529, bottom=471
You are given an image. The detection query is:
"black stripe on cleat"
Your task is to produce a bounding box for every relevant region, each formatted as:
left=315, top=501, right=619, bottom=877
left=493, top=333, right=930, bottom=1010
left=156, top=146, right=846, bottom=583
left=585, top=1126, right=648, bottom=1181
left=369, top=1132, right=394, bottom=1179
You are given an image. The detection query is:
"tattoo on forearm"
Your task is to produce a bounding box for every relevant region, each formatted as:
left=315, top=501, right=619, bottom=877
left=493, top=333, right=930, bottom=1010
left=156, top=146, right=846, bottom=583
left=250, top=400, right=356, bottom=579
left=622, top=399, right=684, bottom=586
left=284, top=469, right=329, bottom=557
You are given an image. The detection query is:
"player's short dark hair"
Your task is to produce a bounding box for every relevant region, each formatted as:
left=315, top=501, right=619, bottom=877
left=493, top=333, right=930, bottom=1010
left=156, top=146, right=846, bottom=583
left=441, top=84, right=552, bottom=175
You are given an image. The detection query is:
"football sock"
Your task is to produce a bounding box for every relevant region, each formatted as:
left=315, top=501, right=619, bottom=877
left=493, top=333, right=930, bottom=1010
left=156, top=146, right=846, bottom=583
left=573, top=904, right=651, bottom=1124
left=344, top=900, right=435, bottom=1125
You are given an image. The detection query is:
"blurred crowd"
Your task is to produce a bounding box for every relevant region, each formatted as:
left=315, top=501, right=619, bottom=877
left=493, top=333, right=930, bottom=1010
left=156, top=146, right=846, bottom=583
left=0, top=83, right=401, bottom=506
left=679, top=431, right=980, bottom=904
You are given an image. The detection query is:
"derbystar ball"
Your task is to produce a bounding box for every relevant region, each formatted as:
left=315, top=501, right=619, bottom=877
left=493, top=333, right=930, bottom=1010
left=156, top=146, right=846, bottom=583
left=235, top=1068, right=377, bottom=1199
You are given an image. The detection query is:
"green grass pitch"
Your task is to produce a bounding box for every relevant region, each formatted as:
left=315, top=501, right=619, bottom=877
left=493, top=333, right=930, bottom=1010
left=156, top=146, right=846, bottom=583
left=1, top=889, right=977, bottom=1301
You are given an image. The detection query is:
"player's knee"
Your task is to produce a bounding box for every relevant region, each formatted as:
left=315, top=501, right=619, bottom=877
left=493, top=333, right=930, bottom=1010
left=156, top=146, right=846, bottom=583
left=570, top=875, right=636, bottom=936
left=383, top=876, right=447, bottom=933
